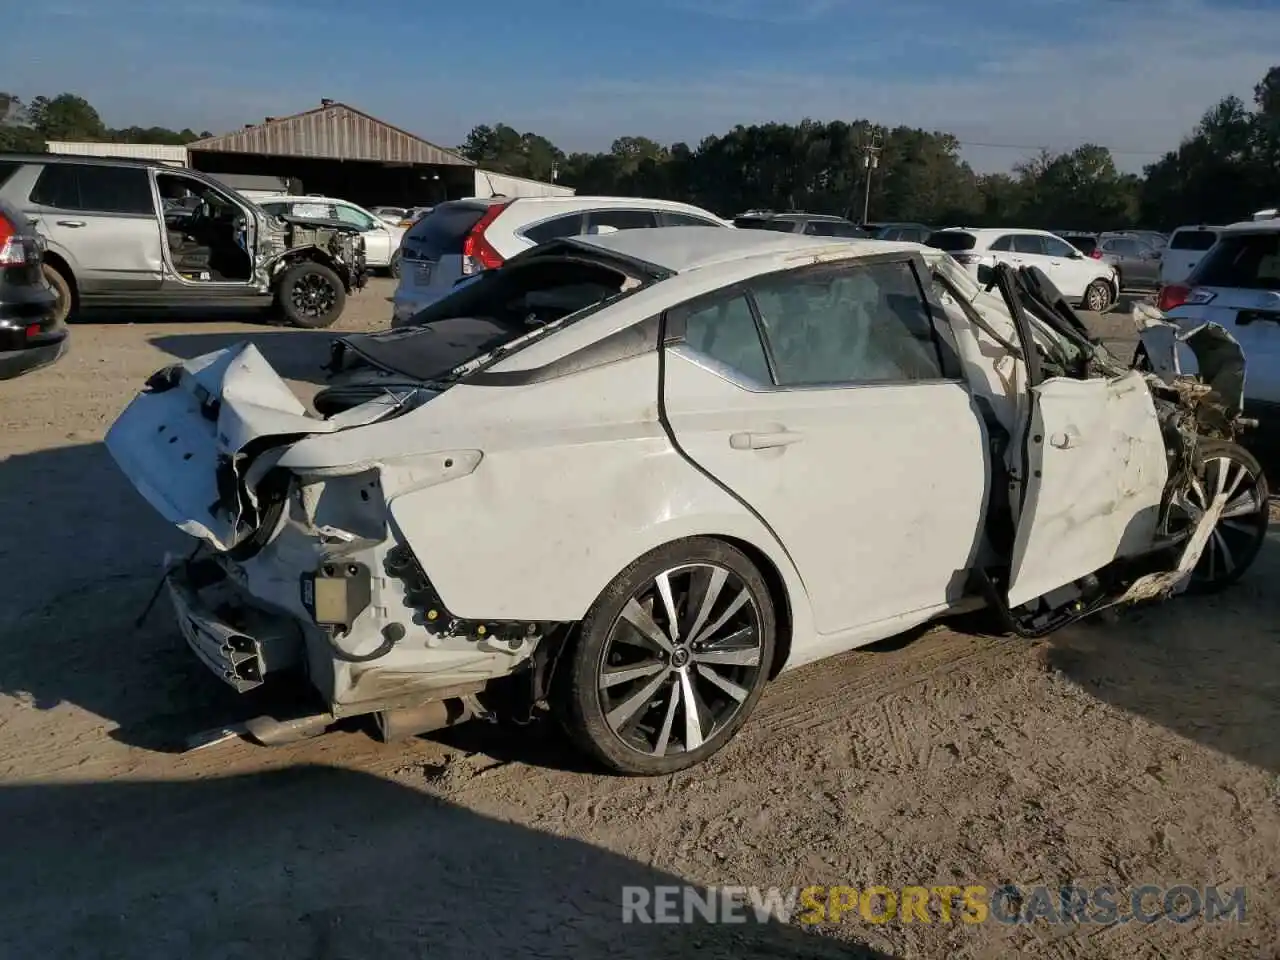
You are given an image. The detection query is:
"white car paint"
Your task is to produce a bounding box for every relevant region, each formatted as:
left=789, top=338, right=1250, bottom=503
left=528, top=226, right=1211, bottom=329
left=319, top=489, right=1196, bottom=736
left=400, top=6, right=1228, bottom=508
left=1164, top=216, right=1280, bottom=404
left=929, top=227, right=1119, bottom=307
left=1160, top=225, right=1222, bottom=285
left=390, top=195, right=733, bottom=325
left=103, top=228, right=1256, bottom=772
left=257, top=195, right=406, bottom=270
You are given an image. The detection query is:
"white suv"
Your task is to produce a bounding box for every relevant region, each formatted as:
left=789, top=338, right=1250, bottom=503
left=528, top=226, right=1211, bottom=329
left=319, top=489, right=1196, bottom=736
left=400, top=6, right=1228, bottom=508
left=1159, top=214, right=1280, bottom=406
left=391, top=196, right=731, bottom=325
left=928, top=227, right=1120, bottom=311
left=1160, top=225, right=1222, bottom=285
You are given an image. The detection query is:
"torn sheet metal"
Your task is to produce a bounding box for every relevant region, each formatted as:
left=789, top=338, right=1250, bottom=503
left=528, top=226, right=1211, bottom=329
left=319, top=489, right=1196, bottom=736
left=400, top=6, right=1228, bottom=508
left=1104, top=488, right=1231, bottom=606
left=1134, top=305, right=1245, bottom=415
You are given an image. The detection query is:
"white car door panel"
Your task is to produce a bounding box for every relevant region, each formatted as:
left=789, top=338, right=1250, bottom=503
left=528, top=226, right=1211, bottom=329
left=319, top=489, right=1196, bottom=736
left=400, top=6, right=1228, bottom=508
left=660, top=261, right=989, bottom=635
left=1006, top=371, right=1168, bottom=608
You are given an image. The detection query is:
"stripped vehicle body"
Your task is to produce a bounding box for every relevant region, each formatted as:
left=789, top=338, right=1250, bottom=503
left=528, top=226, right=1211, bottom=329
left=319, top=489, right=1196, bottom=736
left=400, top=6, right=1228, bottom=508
left=105, top=229, right=1267, bottom=772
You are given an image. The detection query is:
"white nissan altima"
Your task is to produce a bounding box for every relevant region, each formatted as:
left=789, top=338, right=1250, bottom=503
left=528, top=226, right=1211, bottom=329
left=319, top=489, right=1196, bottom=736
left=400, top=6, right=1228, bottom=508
left=106, top=228, right=1268, bottom=774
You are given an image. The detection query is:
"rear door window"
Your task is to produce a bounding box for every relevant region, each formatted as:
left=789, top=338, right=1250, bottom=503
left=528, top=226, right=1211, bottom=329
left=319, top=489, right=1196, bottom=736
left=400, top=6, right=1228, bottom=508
left=660, top=211, right=722, bottom=228
left=681, top=293, right=772, bottom=384
left=1188, top=232, right=1280, bottom=290
left=805, top=220, right=858, bottom=237
left=989, top=235, right=1014, bottom=252
left=749, top=259, right=945, bottom=385
left=1042, top=236, right=1079, bottom=258
left=734, top=217, right=796, bottom=233
left=1170, top=229, right=1219, bottom=252
left=32, top=163, right=154, bottom=214
left=586, top=208, right=658, bottom=231
left=926, top=231, right=977, bottom=252
left=1013, top=234, right=1047, bottom=255
left=522, top=213, right=586, bottom=244
left=404, top=203, right=490, bottom=259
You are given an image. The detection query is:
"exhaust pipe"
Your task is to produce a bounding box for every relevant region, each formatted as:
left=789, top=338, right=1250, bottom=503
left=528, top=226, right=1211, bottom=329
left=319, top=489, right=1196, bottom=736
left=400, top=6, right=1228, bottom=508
left=375, top=698, right=474, bottom=742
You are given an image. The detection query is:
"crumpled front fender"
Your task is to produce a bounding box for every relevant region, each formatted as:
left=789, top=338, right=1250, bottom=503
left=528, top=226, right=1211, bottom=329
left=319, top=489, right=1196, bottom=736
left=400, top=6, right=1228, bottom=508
left=1134, top=302, right=1245, bottom=416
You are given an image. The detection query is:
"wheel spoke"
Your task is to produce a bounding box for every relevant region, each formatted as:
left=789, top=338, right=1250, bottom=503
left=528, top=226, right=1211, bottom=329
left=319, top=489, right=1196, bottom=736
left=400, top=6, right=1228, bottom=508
left=1221, top=492, right=1260, bottom=520
left=655, top=571, right=681, bottom=642
left=691, top=589, right=750, bottom=645
left=1210, top=528, right=1236, bottom=575
left=693, top=627, right=760, bottom=666
left=606, top=668, right=671, bottom=729
left=599, top=660, right=666, bottom=690
left=1213, top=458, right=1247, bottom=501
left=683, top=566, right=728, bottom=643
left=679, top=668, right=706, bottom=750
left=696, top=664, right=750, bottom=702
left=652, top=683, right=680, bottom=757
left=619, top=598, right=675, bottom=654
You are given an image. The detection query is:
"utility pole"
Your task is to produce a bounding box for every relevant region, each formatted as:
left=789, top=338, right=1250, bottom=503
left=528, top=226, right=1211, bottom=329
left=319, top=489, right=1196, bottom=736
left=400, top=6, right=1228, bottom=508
left=861, top=130, right=882, bottom=225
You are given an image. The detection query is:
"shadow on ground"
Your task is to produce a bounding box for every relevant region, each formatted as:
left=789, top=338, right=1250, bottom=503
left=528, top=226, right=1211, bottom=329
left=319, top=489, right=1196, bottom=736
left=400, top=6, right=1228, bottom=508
left=0, top=766, right=893, bottom=959
left=1044, top=536, right=1280, bottom=775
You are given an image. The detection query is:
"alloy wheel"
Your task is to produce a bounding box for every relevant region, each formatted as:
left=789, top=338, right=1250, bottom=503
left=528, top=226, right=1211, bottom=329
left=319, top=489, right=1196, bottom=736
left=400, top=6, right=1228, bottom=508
left=1174, top=454, right=1268, bottom=586
left=596, top=562, right=764, bottom=759
left=291, top=272, right=337, bottom=320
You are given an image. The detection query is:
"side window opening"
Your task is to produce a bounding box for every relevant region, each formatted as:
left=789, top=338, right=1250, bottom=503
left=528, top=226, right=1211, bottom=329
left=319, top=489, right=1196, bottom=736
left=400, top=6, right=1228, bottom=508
left=749, top=260, right=946, bottom=385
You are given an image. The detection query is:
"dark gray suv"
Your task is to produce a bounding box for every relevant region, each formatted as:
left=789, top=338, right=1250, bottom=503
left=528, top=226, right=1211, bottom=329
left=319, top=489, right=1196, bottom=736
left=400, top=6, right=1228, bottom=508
left=0, top=154, right=370, bottom=327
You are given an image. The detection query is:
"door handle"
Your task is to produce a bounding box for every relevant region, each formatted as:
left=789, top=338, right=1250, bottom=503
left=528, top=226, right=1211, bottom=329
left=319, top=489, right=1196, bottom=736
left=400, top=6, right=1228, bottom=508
left=55, top=220, right=86, bottom=228
left=730, top=430, right=803, bottom=450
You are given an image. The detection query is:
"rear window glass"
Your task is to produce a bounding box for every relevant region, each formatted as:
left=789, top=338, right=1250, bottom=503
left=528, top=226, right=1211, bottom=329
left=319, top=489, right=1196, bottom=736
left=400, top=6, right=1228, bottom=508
left=0, top=160, right=20, bottom=189
left=1188, top=231, right=1280, bottom=290
left=1170, top=229, right=1218, bottom=251
left=734, top=217, right=795, bottom=233
left=405, top=203, right=490, bottom=257
left=926, top=231, right=976, bottom=252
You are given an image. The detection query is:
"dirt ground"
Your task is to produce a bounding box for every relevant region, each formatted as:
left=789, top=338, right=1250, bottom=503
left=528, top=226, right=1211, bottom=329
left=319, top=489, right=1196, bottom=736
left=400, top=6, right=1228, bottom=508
left=2, top=280, right=1278, bottom=959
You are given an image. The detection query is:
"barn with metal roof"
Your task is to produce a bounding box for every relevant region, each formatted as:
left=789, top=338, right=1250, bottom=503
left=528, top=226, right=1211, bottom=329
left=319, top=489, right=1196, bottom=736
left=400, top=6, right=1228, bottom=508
left=186, top=100, right=476, bottom=206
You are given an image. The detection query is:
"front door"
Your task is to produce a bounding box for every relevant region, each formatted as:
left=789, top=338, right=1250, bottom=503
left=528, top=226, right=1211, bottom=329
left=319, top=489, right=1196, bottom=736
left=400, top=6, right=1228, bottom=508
left=29, top=161, right=163, bottom=293
left=1006, top=370, right=1168, bottom=608
left=660, top=255, right=990, bottom=635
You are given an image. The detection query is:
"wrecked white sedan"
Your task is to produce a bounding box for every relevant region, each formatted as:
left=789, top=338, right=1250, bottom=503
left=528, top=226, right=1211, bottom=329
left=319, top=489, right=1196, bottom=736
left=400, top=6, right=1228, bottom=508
left=106, top=228, right=1268, bottom=774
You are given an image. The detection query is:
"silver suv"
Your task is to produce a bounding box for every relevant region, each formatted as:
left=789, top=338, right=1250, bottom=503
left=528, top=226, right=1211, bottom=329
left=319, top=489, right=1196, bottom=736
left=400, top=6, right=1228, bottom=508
left=0, top=155, right=369, bottom=328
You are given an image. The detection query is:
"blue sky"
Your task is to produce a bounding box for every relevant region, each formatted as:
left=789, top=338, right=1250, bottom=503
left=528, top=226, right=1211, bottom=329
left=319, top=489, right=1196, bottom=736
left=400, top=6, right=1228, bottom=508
left=8, top=0, right=1280, bottom=172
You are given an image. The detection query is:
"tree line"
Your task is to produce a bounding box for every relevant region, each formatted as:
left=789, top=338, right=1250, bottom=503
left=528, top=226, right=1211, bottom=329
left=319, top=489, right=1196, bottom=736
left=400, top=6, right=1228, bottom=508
left=5, top=67, right=1279, bottom=231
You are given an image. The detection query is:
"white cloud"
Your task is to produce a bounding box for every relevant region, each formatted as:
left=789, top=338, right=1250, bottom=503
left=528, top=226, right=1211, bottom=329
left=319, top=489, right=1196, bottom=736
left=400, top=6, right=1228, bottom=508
left=525, top=0, right=1280, bottom=172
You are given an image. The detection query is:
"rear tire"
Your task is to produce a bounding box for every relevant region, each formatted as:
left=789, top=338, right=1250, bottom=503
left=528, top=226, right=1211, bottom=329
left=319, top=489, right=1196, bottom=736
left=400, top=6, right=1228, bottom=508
left=275, top=261, right=346, bottom=329
left=389, top=251, right=401, bottom=280
left=42, top=263, right=74, bottom=324
left=1083, top=279, right=1113, bottom=312
left=554, top=538, right=776, bottom=775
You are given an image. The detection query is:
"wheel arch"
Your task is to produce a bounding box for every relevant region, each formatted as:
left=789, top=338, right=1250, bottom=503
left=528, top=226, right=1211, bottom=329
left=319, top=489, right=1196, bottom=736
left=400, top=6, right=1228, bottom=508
left=268, top=249, right=352, bottom=290
left=713, top=534, right=793, bottom=680
left=42, top=250, right=79, bottom=305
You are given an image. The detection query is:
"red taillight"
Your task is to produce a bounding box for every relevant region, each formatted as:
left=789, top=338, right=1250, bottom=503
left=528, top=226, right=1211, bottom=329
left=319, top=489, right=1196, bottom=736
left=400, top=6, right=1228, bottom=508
left=1089, top=249, right=1103, bottom=259
left=1157, top=284, right=1190, bottom=312
left=461, top=202, right=510, bottom=275
left=0, top=214, right=23, bottom=267
left=24, top=323, right=41, bottom=339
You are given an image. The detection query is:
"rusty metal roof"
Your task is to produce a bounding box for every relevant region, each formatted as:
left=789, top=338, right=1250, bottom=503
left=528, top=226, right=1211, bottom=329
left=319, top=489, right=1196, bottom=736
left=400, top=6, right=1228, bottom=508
left=188, top=102, right=474, bottom=166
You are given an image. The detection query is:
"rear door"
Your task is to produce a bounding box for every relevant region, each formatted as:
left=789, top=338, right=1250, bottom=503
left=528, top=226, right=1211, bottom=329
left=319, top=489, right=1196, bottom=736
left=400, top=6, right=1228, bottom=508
left=660, top=254, right=989, bottom=635
left=28, top=163, right=163, bottom=293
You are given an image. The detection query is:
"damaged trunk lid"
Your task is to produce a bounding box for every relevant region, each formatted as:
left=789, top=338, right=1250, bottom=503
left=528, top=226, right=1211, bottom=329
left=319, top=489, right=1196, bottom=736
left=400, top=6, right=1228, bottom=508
left=105, top=343, right=416, bottom=552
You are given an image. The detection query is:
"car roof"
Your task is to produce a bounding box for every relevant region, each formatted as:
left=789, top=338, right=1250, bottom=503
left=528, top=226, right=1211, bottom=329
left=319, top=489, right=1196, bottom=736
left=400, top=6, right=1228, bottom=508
left=737, top=212, right=851, bottom=223
left=559, top=225, right=913, bottom=274
left=1221, top=216, right=1280, bottom=233
left=0, top=152, right=163, bottom=170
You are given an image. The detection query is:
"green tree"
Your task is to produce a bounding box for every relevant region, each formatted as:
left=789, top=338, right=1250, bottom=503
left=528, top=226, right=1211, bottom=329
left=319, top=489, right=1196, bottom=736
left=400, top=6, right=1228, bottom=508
left=26, top=93, right=106, bottom=140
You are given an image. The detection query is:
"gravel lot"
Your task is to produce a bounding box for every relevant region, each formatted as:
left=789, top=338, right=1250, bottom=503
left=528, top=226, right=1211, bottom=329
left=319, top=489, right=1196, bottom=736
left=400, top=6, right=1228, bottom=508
left=2, top=280, right=1278, bottom=959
